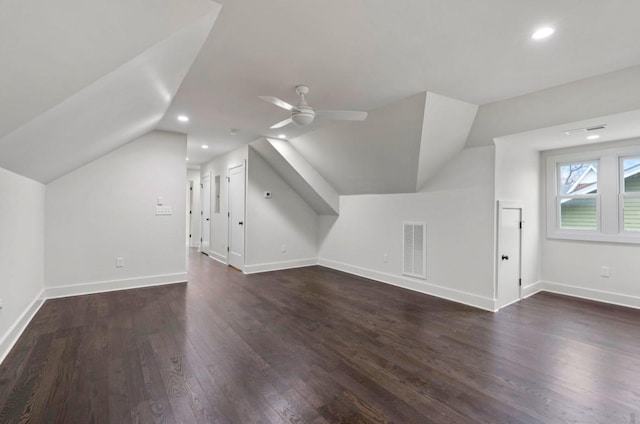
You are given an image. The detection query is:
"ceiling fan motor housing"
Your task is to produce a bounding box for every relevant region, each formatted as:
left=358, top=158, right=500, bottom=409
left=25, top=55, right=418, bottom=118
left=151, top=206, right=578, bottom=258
left=292, top=107, right=315, bottom=125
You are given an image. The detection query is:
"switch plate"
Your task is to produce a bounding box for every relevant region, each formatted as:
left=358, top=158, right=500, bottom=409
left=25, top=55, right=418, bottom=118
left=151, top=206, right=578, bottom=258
left=383, top=253, right=389, bottom=263
left=600, top=266, right=610, bottom=277
left=116, top=257, right=125, bottom=268
left=156, top=205, right=172, bottom=215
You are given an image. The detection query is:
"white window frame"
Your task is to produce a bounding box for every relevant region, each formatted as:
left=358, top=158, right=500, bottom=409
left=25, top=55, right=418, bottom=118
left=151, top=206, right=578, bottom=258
left=545, top=142, right=640, bottom=244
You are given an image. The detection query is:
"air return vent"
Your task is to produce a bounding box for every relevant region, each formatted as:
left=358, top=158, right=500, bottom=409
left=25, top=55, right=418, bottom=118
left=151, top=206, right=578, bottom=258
left=403, top=222, right=426, bottom=279
left=563, top=124, right=607, bottom=135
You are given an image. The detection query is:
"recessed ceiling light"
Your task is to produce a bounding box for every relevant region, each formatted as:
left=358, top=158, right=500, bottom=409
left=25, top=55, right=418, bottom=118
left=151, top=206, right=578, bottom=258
left=186, top=157, right=189, bottom=161
left=587, top=135, right=600, bottom=140
left=177, top=115, right=189, bottom=122
left=532, top=26, right=555, bottom=40
left=278, top=134, right=286, bottom=139
left=201, top=145, right=208, bottom=149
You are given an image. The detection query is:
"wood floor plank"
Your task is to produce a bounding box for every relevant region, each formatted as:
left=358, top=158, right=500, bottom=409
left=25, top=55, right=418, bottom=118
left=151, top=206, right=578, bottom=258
left=1, top=249, right=639, bottom=423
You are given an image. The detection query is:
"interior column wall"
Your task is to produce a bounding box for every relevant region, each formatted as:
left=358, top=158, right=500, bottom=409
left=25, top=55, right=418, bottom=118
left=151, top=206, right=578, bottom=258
left=494, top=140, right=542, bottom=299
left=0, top=167, right=45, bottom=360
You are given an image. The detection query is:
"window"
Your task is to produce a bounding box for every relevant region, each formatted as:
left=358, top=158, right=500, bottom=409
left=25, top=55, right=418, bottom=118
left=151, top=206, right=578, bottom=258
left=214, top=175, right=221, bottom=213
left=546, top=142, right=640, bottom=244
left=558, top=161, right=598, bottom=230
left=621, top=156, right=640, bottom=232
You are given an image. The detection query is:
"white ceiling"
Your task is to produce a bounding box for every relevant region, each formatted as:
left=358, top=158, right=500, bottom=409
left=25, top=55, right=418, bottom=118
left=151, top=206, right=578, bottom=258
left=157, top=0, right=640, bottom=165
left=290, top=93, right=426, bottom=195
left=0, top=0, right=215, bottom=139
left=497, top=109, right=640, bottom=151
left=4, top=0, right=640, bottom=183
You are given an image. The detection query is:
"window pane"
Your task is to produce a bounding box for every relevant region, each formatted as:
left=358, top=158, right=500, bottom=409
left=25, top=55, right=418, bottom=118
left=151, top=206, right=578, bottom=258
left=624, top=197, right=640, bottom=231
left=559, top=162, right=598, bottom=195
left=560, top=197, right=597, bottom=229
left=622, top=157, right=640, bottom=192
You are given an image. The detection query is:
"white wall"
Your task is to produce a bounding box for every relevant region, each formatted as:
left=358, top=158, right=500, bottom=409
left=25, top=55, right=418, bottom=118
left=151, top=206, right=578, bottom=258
left=187, top=168, right=201, bottom=247
left=45, top=131, right=187, bottom=296
left=318, top=146, right=497, bottom=310
left=0, top=167, right=45, bottom=359
left=200, top=145, right=248, bottom=262
left=245, top=148, right=318, bottom=272
left=494, top=140, right=542, bottom=299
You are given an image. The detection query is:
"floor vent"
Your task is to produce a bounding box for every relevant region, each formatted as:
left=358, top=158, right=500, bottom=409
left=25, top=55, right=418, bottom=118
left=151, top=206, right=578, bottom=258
left=403, top=222, right=426, bottom=279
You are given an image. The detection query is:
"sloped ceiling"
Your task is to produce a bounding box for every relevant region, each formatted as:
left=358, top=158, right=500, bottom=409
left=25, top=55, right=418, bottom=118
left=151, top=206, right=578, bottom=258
left=4, top=0, right=640, bottom=186
left=250, top=138, right=339, bottom=215
left=157, top=0, right=640, bottom=165
left=0, top=0, right=220, bottom=182
left=416, top=93, right=478, bottom=191
left=289, top=93, right=427, bottom=195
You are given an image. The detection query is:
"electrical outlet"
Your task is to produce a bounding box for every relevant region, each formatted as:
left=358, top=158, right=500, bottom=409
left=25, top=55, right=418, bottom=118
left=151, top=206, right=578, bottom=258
left=116, top=257, right=125, bottom=268
left=383, top=253, right=389, bottom=263
left=0, top=298, right=3, bottom=309
left=281, top=244, right=287, bottom=253
left=600, top=266, right=610, bottom=277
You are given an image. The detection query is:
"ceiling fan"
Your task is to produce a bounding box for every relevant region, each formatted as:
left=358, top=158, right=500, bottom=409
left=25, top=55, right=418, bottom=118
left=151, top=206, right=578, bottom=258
left=259, top=85, right=368, bottom=129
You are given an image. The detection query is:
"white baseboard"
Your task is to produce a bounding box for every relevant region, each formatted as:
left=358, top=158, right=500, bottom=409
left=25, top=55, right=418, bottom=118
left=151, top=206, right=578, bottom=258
left=208, top=250, right=228, bottom=265
left=318, top=258, right=496, bottom=312
left=0, top=289, right=46, bottom=364
left=244, top=258, right=317, bottom=274
left=539, top=281, right=640, bottom=310
left=45, top=272, right=187, bottom=299
left=522, top=281, right=545, bottom=299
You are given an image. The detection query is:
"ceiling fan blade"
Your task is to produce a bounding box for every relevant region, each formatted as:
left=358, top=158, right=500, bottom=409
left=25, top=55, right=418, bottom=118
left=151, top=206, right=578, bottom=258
left=270, top=117, right=293, bottom=129
left=259, top=96, right=295, bottom=111
left=315, top=110, right=368, bottom=121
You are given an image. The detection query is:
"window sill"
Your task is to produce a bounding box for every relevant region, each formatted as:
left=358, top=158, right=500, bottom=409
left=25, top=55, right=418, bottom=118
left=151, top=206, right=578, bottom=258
left=547, top=230, right=640, bottom=245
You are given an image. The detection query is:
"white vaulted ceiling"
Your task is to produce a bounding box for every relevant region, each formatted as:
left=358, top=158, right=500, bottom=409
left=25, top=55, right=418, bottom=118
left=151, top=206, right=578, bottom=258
left=3, top=0, right=640, bottom=186
left=159, top=0, right=640, bottom=166
left=0, top=0, right=220, bottom=182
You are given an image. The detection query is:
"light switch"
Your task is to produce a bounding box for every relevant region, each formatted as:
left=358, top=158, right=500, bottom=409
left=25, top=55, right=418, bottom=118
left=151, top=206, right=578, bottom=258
left=156, top=205, right=173, bottom=215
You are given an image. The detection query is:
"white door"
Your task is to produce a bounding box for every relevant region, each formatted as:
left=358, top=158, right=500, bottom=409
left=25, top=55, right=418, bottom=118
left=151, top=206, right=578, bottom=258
left=201, top=174, right=211, bottom=253
left=228, top=164, right=245, bottom=270
left=497, top=202, right=523, bottom=309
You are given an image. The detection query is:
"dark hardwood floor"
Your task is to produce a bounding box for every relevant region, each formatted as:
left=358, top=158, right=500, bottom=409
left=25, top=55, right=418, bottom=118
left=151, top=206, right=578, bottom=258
left=1, top=249, right=639, bottom=423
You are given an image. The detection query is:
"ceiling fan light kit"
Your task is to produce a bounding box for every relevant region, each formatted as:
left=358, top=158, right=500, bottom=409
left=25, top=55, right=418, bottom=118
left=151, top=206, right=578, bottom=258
left=260, top=85, right=367, bottom=129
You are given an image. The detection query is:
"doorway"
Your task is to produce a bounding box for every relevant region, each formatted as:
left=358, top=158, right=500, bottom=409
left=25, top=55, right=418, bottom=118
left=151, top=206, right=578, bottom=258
left=228, top=163, right=245, bottom=270
left=496, top=201, right=523, bottom=310
left=201, top=173, right=211, bottom=254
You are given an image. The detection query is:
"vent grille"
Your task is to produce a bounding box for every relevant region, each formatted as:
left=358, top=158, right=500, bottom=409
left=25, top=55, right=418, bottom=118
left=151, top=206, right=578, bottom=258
left=403, top=222, right=426, bottom=279
left=563, top=124, right=607, bottom=135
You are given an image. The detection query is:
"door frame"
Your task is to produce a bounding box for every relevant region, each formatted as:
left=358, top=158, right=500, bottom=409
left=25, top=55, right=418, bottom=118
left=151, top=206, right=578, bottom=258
left=496, top=200, right=523, bottom=310
left=227, top=162, right=246, bottom=270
